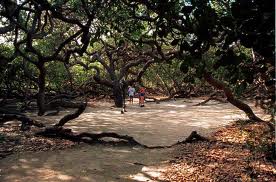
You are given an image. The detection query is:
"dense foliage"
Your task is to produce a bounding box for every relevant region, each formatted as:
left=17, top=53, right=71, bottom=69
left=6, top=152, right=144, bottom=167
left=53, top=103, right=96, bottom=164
left=0, top=0, right=274, bottom=118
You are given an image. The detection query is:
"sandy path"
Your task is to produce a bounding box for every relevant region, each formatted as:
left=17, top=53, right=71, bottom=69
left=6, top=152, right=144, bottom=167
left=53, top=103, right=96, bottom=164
left=0, top=98, right=268, bottom=181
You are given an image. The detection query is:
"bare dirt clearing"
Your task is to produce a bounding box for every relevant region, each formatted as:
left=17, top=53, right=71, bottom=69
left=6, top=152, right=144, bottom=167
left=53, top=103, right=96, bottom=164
left=0, top=98, right=269, bottom=181
left=32, top=98, right=268, bottom=146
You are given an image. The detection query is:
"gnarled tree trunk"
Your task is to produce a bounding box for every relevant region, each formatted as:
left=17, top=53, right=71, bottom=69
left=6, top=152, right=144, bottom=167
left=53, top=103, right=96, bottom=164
left=203, top=71, right=274, bottom=131
left=203, top=71, right=262, bottom=121
left=0, top=114, right=45, bottom=130
left=113, top=82, right=123, bottom=107
left=37, top=64, right=46, bottom=116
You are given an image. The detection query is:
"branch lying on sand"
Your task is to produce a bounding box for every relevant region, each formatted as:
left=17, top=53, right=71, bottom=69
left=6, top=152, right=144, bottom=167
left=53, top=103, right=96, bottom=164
left=145, top=89, right=194, bottom=103
left=0, top=101, right=87, bottom=130
left=36, top=127, right=209, bottom=149
left=174, top=131, right=209, bottom=144
left=194, top=97, right=227, bottom=106
left=145, top=95, right=176, bottom=104
left=1, top=101, right=210, bottom=149
left=55, top=103, right=87, bottom=127
left=0, top=114, right=45, bottom=131
left=36, top=127, right=144, bottom=146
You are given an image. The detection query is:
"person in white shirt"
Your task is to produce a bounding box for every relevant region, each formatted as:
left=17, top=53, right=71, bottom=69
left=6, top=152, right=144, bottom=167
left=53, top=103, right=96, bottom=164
left=128, top=86, right=136, bottom=104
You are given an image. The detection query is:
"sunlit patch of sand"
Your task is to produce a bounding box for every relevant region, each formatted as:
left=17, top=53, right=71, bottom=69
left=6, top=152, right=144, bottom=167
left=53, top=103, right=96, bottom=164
left=0, top=98, right=269, bottom=182
left=44, top=98, right=267, bottom=146
left=127, top=165, right=168, bottom=182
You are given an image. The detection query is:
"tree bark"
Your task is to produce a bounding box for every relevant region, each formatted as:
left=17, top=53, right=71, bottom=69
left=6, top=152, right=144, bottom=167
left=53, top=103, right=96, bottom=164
left=0, top=114, right=45, bottom=130
left=37, top=64, right=46, bottom=116
left=174, top=131, right=209, bottom=145
left=55, top=103, right=87, bottom=127
left=203, top=71, right=274, bottom=131
left=36, top=128, right=145, bottom=146
left=36, top=128, right=209, bottom=149
left=194, top=96, right=227, bottom=106
left=113, top=83, right=123, bottom=107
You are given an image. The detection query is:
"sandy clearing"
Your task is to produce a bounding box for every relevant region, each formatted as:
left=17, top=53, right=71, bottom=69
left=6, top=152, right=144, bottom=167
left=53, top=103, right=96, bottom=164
left=32, top=98, right=267, bottom=146
left=0, top=98, right=268, bottom=182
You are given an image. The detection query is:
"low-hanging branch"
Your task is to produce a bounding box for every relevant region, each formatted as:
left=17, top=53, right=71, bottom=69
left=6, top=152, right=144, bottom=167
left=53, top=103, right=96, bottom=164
left=203, top=71, right=274, bottom=131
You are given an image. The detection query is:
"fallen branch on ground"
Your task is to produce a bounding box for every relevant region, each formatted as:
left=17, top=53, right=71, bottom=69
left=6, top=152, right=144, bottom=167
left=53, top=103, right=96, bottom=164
left=35, top=126, right=145, bottom=146
left=174, top=131, right=209, bottom=144
left=36, top=127, right=209, bottom=149
left=1, top=100, right=211, bottom=149
left=194, top=97, right=227, bottom=106
left=0, top=108, right=26, bottom=116
left=145, top=95, right=176, bottom=103
left=0, top=150, right=13, bottom=159
left=55, top=103, right=87, bottom=126
left=47, top=94, right=80, bottom=104
left=0, top=114, right=45, bottom=131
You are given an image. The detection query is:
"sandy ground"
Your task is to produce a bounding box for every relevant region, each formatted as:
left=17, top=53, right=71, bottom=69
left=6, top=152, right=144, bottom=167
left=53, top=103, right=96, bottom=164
left=0, top=98, right=268, bottom=182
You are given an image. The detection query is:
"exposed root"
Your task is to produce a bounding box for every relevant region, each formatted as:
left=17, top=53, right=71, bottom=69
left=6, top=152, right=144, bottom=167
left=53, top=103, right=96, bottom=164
left=47, top=100, right=84, bottom=109
left=1, top=100, right=211, bottom=149
left=194, top=97, right=227, bottom=106
left=0, top=101, right=87, bottom=130
left=0, top=108, right=25, bottom=116
left=55, top=103, right=87, bottom=127
left=36, top=127, right=209, bottom=149
left=47, top=94, right=79, bottom=104
left=0, top=150, right=12, bottom=159
left=174, top=131, right=209, bottom=144
left=35, top=127, right=146, bottom=147
left=146, top=95, right=176, bottom=104
left=0, top=114, right=45, bottom=131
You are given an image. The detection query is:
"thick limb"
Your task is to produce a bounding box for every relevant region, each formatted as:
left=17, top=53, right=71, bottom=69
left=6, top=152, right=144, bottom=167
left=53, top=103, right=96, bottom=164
left=0, top=114, right=45, bottom=131
left=203, top=71, right=274, bottom=131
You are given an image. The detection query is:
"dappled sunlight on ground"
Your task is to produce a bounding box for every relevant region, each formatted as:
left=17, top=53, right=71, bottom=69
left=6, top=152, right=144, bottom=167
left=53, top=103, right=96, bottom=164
left=0, top=145, right=174, bottom=182
left=0, top=98, right=270, bottom=181
left=31, top=98, right=268, bottom=146
left=127, top=165, right=168, bottom=182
